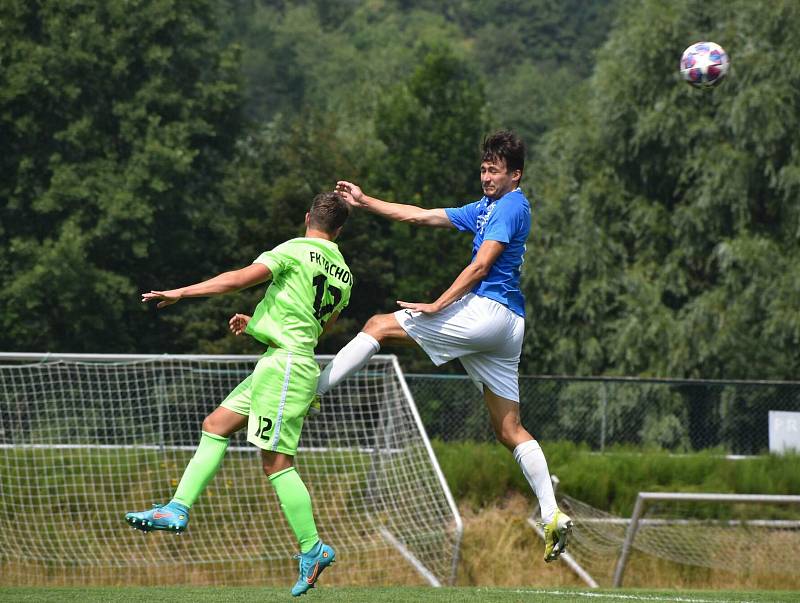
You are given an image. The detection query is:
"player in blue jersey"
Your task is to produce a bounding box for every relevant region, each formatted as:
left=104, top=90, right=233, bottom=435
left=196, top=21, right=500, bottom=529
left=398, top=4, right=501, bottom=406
left=319, top=130, right=572, bottom=563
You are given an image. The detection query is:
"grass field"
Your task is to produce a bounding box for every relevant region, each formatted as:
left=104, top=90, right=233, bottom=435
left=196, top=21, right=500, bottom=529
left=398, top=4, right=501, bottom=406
left=2, top=587, right=800, bottom=603
left=4, top=446, right=800, bottom=595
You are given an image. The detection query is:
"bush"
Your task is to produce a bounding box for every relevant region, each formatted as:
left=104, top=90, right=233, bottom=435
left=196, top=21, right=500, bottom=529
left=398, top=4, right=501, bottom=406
left=432, top=440, right=800, bottom=515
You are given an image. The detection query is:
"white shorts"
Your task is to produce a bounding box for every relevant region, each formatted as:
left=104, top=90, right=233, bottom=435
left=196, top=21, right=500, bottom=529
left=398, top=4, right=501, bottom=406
left=394, top=293, right=524, bottom=402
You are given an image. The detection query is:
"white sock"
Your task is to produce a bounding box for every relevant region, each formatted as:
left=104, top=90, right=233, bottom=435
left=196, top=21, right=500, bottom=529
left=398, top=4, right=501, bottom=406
left=513, top=439, right=558, bottom=523
left=316, top=332, right=380, bottom=395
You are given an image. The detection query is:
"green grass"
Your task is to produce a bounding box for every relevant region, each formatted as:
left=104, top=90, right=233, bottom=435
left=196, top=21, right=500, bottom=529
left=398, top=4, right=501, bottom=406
left=2, top=587, right=799, bottom=603
left=4, top=444, right=800, bottom=593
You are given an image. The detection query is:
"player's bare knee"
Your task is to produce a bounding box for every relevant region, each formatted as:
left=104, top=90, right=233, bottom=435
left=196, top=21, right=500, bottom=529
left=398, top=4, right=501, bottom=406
left=490, top=418, right=525, bottom=450
left=362, top=313, right=394, bottom=343
left=492, top=427, right=517, bottom=451
left=362, top=313, right=383, bottom=333
left=261, top=451, right=293, bottom=476
left=201, top=414, right=218, bottom=434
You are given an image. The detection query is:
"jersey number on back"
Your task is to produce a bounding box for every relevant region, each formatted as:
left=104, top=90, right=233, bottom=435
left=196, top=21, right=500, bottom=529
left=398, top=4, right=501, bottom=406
left=312, top=274, right=342, bottom=327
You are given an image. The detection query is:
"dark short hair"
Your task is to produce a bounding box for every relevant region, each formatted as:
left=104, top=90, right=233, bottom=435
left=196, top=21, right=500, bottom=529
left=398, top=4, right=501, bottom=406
left=308, top=192, right=349, bottom=233
left=482, top=130, right=525, bottom=175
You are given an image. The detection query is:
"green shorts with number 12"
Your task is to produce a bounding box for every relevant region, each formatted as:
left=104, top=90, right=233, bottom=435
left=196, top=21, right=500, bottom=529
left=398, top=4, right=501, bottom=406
left=220, top=348, right=319, bottom=455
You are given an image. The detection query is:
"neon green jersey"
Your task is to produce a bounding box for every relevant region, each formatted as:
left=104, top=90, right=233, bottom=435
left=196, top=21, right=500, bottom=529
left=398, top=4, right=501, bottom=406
left=245, top=237, right=352, bottom=355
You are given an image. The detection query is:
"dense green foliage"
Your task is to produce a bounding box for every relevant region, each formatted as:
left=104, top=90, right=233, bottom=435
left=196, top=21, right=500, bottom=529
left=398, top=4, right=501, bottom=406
left=0, top=0, right=243, bottom=352
left=3, top=0, right=800, bottom=382
left=525, top=0, right=800, bottom=378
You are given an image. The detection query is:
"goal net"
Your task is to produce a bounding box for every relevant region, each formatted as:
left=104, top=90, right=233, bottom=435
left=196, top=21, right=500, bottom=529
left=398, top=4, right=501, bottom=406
left=553, top=490, right=800, bottom=588
left=0, top=353, right=462, bottom=587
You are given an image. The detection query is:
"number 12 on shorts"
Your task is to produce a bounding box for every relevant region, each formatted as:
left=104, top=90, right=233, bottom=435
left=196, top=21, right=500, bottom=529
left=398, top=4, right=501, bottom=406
left=254, top=415, right=273, bottom=439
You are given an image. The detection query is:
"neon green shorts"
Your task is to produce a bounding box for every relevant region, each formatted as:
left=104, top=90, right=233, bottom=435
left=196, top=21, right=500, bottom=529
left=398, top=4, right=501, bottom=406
left=220, top=349, right=319, bottom=455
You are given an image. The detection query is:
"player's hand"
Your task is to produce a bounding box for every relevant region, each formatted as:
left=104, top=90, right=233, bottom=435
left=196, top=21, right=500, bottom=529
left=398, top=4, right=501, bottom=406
left=229, top=313, right=251, bottom=335
left=335, top=181, right=366, bottom=208
left=397, top=300, right=440, bottom=314
left=141, top=289, right=183, bottom=308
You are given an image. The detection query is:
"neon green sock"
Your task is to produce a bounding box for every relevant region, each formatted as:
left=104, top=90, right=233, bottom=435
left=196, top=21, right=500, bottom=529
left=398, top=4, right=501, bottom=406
left=172, top=431, right=229, bottom=508
left=269, top=467, right=319, bottom=553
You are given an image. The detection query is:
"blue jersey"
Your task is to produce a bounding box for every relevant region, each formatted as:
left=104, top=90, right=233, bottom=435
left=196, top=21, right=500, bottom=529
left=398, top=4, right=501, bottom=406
left=444, top=188, right=530, bottom=317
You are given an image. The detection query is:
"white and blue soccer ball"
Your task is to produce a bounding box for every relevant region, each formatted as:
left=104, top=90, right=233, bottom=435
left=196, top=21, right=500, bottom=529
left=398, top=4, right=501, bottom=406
left=680, top=42, right=730, bottom=88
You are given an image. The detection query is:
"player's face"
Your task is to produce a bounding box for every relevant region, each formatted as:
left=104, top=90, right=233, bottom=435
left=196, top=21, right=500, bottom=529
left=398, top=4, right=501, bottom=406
left=480, top=158, right=520, bottom=200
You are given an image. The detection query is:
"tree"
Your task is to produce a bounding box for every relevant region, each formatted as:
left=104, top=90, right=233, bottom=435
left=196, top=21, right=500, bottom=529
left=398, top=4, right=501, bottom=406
left=524, top=0, right=800, bottom=379
left=0, top=0, right=243, bottom=352
left=369, top=45, right=487, bottom=303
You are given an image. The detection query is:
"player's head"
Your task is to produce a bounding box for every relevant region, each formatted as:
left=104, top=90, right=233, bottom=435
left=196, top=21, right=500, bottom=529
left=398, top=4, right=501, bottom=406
left=306, top=192, right=350, bottom=239
left=480, top=130, right=525, bottom=199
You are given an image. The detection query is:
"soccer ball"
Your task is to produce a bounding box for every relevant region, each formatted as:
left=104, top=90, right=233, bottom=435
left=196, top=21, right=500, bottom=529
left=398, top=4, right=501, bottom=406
left=679, top=42, right=730, bottom=88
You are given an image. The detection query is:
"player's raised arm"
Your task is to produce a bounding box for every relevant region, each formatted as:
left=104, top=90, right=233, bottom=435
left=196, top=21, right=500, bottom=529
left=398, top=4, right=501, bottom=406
left=142, top=263, right=272, bottom=308
left=335, top=180, right=453, bottom=228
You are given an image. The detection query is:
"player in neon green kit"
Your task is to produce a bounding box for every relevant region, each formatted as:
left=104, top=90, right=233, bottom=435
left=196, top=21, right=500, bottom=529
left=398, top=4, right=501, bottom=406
left=125, top=192, right=351, bottom=596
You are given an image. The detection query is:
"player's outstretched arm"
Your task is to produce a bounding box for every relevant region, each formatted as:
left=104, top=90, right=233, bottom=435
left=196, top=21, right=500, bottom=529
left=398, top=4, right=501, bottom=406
left=335, top=180, right=453, bottom=228
left=142, top=264, right=272, bottom=309
left=397, top=240, right=505, bottom=314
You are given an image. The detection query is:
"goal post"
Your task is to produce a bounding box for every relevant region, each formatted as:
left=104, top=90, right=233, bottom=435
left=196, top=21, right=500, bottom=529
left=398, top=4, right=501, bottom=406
left=542, top=488, right=800, bottom=588
left=0, top=352, right=463, bottom=587
left=612, top=492, right=800, bottom=587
